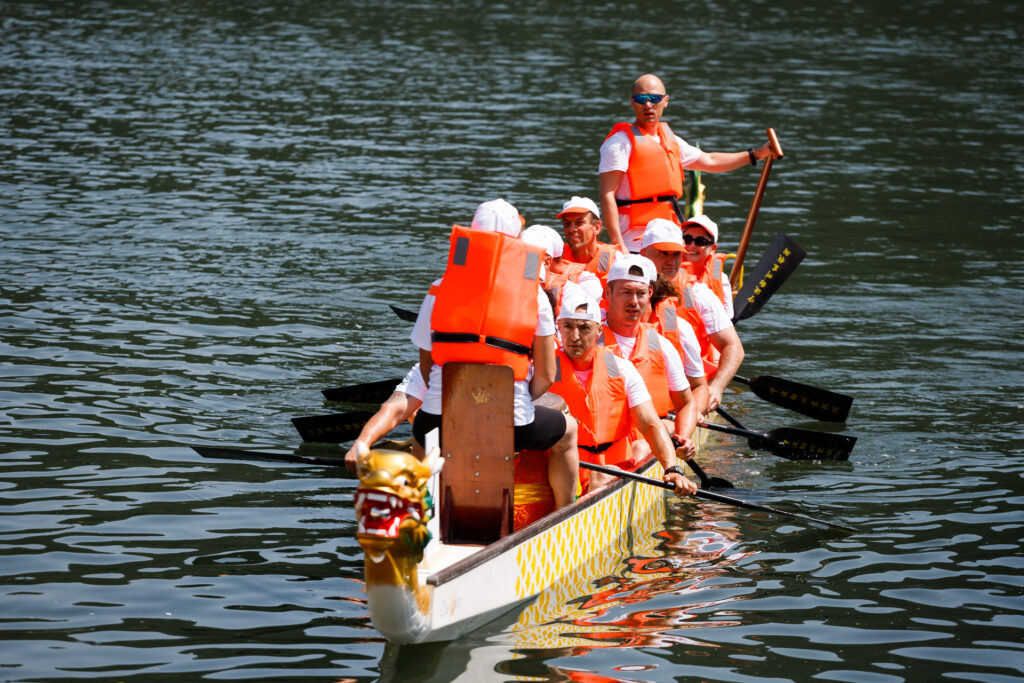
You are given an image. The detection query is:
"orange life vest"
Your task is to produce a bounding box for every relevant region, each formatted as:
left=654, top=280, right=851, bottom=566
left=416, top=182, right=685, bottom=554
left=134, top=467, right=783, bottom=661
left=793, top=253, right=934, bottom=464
left=605, top=121, right=685, bottom=229
left=549, top=349, right=634, bottom=469
left=682, top=252, right=728, bottom=307
left=562, top=242, right=624, bottom=289
left=544, top=261, right=588, bottom=313
left=598, top=323, right=672, bottom=418
left=430, top=225, right=543, bottom=380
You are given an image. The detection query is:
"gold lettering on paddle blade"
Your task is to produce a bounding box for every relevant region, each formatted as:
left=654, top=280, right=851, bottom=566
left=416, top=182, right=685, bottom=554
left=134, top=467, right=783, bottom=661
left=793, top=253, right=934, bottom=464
left=472, top=389, right=492, bottom=405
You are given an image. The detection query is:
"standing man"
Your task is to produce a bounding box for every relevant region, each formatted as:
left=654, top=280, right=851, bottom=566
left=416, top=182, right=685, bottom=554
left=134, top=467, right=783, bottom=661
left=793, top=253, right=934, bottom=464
left=639, top=218, right=744, bottom=413
left=550, top=286, right=698, bottom=495
left=556, top=196, right=628, bottom=288
left=680, top=214, right=733, bottom=319
left=410, top=199, right=579, bottom=509
left=600, top=254, right=698, bottom=462
left=599, top=73, right=780, bottom=252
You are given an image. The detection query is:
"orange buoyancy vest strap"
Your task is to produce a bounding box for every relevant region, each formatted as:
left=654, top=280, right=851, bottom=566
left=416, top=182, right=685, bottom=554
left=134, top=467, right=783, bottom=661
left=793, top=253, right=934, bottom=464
left=430, top=225, right=542, bottom=380
left=606, top=121, right=685, bottom=227
left=550, top=350, right=632, bottom=466
left=597, top=323, right=672, bottom=417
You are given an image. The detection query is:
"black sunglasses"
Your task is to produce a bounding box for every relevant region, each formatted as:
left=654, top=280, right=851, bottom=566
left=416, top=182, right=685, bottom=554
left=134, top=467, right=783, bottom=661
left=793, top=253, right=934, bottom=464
left=682, top=234, right=714, bottom=247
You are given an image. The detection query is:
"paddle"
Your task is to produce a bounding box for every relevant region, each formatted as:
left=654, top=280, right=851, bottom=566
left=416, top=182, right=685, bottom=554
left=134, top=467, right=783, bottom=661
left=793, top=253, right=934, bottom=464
left=322, top=377, right=403, bottom=404
left=292, top=410, right=375, bottom=443
left=578, top=461, right=857, bottom=532
left=715, top=404, right=854, bottom=456
left=731, top=232, right=806, bottom=323
left=731, top=373, right=852, bottom=423
left=729, top=128, right=783, bottom=290
left=192, top=445, right=354, bottom=470
left=390, top=304, right=418, bottom=323
left=698, top=420, right=856, bottom=461
left=669, top=435, right=733, bottom=489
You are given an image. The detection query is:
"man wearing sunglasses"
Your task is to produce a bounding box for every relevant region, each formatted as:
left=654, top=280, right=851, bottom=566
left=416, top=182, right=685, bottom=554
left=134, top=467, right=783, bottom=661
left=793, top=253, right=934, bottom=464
left=599, top=73, right=779, bottom=253
left=639, top=219, right=744, bottom=414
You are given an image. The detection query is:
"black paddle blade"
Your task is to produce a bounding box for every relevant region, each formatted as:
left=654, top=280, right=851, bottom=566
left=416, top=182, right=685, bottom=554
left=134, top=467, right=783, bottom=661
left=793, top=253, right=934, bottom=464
left=760, top=427, right=857, bottom=462
left=745, top=374, right=853, bottom=423
left=191, top=445, right=350, bottom=469
left=389, top=304, right=418, bottom=323
left=291, top=410, right=374, bottom=443
left=732, top=232, right=806, bottom=323
left=322, top=377, right=402, bottom=404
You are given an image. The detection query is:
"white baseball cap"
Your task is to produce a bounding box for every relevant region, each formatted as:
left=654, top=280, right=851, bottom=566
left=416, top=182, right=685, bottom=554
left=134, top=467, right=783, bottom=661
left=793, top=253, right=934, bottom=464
left=555, top=195, right=601, bottom=220
left=681, top=214, right=719, bottom=243
left=557, top=281, right=602, bottom=323
left=471, top=198, right=525, bottom=237
left=641, top=218, right=684, bottom=252
left=520, top=224, right=564, bottom=259
left=606, top=254, right=657, bottom=285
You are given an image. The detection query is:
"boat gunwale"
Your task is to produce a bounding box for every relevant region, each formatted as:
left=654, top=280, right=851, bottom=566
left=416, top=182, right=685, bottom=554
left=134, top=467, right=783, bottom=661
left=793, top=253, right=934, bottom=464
left=426, top=455, right=659, bottom=587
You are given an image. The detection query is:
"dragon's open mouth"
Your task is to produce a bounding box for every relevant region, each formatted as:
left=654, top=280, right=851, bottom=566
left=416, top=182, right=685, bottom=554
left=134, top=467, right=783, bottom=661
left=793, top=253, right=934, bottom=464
left=355, top=487, right=423, bottom=539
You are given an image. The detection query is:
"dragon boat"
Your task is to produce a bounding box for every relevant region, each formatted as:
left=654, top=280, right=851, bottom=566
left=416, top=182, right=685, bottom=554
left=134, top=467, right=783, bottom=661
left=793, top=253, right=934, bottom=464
left=353, top=363, right=709, bottom=644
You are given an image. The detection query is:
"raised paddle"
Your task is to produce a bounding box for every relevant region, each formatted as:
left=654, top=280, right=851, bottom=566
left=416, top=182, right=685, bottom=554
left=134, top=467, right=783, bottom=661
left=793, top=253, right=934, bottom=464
left=192, top=445, right=354, bottom=470
left=322, top=377, right=403, bottom=404
left=698, top=420, right=856, bottom=462
left=292, top=410, right=376, bottom=443
left=731, top=232, right=806, bottom=323
left=578, top=461, right=857, bottom=532
left=731, top=373, right=852, bottom=423
left=729, top=128, right=783, bottom=291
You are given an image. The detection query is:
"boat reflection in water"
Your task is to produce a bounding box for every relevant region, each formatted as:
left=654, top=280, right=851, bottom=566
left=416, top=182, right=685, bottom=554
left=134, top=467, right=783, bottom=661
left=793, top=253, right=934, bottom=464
left=375, top=500, right=752, bottom=682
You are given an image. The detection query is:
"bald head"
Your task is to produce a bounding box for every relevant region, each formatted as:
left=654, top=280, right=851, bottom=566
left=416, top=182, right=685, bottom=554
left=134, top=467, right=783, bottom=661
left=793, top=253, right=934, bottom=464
left=632, top=74, right=666, bottom=96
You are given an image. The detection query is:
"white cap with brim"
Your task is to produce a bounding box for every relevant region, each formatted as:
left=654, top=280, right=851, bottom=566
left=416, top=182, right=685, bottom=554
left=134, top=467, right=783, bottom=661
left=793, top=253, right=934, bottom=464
left=641, top=218, right=684, bottom=252
left=557, top=281, right=602, bottom=323
left=555, top=195, right=601, bottom=220
left=521, top=224, right=564, bottom=259
left=606, top=254, right=657, bottom=285
left=471, top=198, right=525, bottom=237
left=681, top=214, right=719, bottom=243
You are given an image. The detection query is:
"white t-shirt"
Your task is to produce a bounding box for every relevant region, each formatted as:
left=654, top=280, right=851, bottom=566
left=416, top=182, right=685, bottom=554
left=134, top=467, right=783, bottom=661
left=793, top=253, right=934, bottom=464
left=608, top=329, right=688, bottom=392
left=720, top=275, right=734, bottom=320
left=689, top=283, right=733, bottom=335
left=673, top=318, right=706, bottom=378
left=599, top=129, right=704, bottom=251
left=395, top=362, right=428, bottom=402
left=411, top=278, right=555, bottom=426
left=568, top=353, right=652, bottom=408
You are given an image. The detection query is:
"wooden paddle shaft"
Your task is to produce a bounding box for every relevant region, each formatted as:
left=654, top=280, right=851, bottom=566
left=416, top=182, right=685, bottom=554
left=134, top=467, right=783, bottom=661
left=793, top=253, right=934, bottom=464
left=729, top=128, right=784, bottom=290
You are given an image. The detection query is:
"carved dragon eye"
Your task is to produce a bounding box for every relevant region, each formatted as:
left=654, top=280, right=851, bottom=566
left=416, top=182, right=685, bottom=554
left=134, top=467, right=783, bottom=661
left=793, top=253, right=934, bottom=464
left=393, top=474, right=408, bottom=487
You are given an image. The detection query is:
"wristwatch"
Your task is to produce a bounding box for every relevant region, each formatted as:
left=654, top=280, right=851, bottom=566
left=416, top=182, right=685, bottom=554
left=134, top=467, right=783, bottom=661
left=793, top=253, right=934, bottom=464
left=664, top=465, right=685, bottom=477
left=747, top=147, right=757, bottom=166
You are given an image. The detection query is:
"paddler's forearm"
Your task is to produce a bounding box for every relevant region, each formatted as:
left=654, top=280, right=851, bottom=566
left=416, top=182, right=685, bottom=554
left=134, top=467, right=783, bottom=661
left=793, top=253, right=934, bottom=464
left=670, top=388, right=697, bottom=442
left=709, top=329, right=744, bottom=399
left=598, top=172, right=625, bottom=247
left=529, top=334, right=556, bottom=399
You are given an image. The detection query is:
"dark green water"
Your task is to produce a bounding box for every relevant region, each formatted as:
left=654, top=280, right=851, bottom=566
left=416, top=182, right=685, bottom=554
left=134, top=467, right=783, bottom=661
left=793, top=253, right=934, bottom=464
left=2, top=1, right=1022, bottom=680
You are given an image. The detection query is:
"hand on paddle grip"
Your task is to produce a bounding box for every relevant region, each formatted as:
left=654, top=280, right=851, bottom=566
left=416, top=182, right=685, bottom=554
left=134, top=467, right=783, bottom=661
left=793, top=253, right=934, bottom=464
left=663, top=469, right=698, bottom=497
left=672, top=434, right=696, bottom=461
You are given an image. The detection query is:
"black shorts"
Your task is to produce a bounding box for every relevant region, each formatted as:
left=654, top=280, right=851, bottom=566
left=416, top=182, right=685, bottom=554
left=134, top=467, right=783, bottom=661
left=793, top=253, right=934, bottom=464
left=413, top=405, right=566, bottom=452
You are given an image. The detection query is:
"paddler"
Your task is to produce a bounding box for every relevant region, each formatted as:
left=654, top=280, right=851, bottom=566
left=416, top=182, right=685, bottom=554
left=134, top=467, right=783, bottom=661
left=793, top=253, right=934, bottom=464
left=409, top=199, right=580, bottom=509
left=680, top=213, right=733, bottom=319
left=520, top=223, right=603, bottom=319
left=598, top=73, right=781, bottom=252
left=599, top=254, right=699, bottom=463
left=639, top=218, right=744, bottom=413
left=556, top=195, right=628, bottom=288
left=550, top=284, right=698, bottom=496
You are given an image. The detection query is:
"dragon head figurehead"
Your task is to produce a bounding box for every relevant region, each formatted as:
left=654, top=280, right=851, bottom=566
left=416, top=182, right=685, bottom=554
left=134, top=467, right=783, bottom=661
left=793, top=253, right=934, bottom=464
left=354, top=442, right=443, bottom=572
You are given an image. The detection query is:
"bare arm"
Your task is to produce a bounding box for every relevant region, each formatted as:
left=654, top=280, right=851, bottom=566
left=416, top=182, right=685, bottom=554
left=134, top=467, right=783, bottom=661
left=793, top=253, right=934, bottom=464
left=669, top=387, right=697, bottom=460
left=706, top=327, right=744, bottom=412
left=687, top=374, right=711, bottom=417
left=598, top=170, right=626, bottom=247
left=685, top=142, right=778, bottom=173
left=529, top=334, right=556, bottom=399
left=631, top=400, right=698, bottom=496
left=344, top=392, right=421, bottom=473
